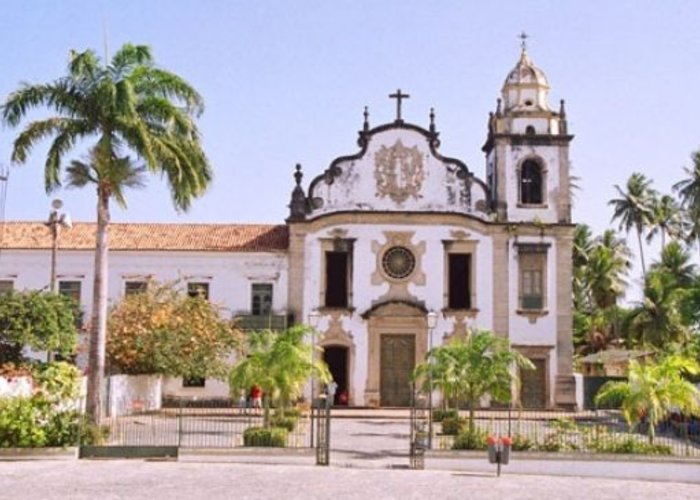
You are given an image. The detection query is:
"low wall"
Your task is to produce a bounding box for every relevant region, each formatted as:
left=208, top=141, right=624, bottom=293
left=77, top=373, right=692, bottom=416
left=0, top=376, right=33, bottom=398
left=162, top=376, right=230, bottom=400
left=107, top=375, right=163, bottom=417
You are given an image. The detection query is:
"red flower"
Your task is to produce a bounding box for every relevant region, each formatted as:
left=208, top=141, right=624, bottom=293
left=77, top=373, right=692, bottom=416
left=501, top=436, right=513, bottom=446
left=486, top=435, right=498, bottom=445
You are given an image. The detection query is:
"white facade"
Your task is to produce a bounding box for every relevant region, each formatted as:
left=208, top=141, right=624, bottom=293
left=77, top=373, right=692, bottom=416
left=0, top=48, right=577, bottom=409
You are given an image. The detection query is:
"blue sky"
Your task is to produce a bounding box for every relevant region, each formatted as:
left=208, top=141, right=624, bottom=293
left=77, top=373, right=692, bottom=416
left=1, top=1, right=699, bottom=287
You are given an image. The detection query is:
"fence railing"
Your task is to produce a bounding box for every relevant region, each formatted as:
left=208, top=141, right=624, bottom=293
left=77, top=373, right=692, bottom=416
left=91, top=399, right=311, bottom=449
left=431, top=409, right=700, bottom=457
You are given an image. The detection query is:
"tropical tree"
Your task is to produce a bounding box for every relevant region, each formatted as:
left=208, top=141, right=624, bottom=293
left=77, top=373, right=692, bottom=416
left=228, top=326, right=330, bottom=426
left=609, top=172, right=656, bottom=277
left=413, top=330, right=534, bottom=433
left=595, top=355, right=700, bottom=443
left=0, top=290, right=78, bottom=364
left=625, top=269, right=689, bottom=348
left=573, top=226, right=632, bottom=351
left=107, top=280, right=242, bottom=379
left=650, top=241, right=696, bottom=290
left=586, top=230, right=631, bottom=311
left=646, top=194, right=683, bottom=248
left=673, top=150, right=700, bottom=259
left=1, top=44, right=211, bottom=423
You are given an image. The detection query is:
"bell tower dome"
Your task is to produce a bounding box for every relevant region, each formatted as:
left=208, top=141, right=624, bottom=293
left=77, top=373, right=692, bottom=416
left=502, top=47, right=551, bottom=113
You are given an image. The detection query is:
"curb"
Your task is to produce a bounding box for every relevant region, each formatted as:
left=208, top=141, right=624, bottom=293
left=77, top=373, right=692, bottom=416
left=0, top=447, right=78, bottom=461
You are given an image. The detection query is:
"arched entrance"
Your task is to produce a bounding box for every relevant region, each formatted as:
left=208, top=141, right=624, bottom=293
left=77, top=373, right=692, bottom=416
left=323, top=345, right=349, bottom=406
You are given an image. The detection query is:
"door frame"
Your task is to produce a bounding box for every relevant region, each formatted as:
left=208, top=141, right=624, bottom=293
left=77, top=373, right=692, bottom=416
left=365, top=302, right=429, bottom=407
left=513, top=345, right=553, bottom=408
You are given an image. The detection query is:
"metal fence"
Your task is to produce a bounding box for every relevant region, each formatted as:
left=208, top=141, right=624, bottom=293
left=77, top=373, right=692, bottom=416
left=92, top=399, right=312, bottom=449
left=431, top=409, right=700, bottom=457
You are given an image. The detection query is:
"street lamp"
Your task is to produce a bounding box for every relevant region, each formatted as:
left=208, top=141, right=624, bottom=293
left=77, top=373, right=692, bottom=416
left=46, top=199, right=72, bottom=293
left=308, top=309, right=320, bottom=447
left=426, top=310, right=438, bottom=449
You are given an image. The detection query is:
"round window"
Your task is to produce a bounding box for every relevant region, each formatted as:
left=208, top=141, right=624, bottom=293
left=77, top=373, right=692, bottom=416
left=382, top=246, right=416, bottom=280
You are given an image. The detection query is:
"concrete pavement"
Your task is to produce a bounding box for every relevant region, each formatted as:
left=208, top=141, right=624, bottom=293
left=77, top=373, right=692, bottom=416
left=1, top=460, right=699, bottom=500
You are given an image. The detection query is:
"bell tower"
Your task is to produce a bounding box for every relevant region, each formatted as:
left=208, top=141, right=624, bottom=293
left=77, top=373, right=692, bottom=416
left=483, top=38, right=573, bottom=224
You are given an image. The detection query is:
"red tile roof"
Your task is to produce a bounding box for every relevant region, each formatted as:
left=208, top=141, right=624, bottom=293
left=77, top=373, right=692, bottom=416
left=0, top=222, right=289, bottom=252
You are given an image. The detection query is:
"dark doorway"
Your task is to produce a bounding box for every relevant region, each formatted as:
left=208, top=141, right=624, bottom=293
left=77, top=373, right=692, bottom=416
left=380, top=334, right=415, bottom=407
left=323, top=345, right=349, bottom=405
left=520, top=358, right=547, bottom=408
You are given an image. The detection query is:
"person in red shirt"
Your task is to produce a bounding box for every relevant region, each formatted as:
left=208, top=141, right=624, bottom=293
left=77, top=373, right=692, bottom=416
left=250, top=385, right=262, bottom=409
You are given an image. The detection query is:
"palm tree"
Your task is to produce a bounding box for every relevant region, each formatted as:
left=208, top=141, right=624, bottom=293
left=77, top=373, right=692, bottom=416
left=413, top=330, right=533, bottom=433
left=674, top=151, right=700, bottom=260
left=572, top=224, right=594, bottom=314
left=587, top=230, right=631, bottom=311
left=609, top=173, right=656, bottom=277
left=646, top=194, right=683, bottom=248
left=1, top=44, right=211, bottom=423
left=625, top=269, right=689, bottom=347
left=650, top=241, right=696, bottom=289
left=595, top=355, right=700, bottom=444
left=228, top=326, right=330, bottom=426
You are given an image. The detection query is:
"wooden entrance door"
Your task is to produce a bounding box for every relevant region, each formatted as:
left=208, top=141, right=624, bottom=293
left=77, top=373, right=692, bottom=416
left=380, top=334, right=415, bottom=407
left=520, top=358, right=547, bottom=408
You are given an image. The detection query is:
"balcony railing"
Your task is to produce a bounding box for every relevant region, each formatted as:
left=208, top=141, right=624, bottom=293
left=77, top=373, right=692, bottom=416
left=234, top=314, right=288, bottom=331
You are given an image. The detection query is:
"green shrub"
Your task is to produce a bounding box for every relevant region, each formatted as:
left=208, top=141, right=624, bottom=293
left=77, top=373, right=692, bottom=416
left=33, top=362, right=81, bottom=403
left=44, top=410, right=82, bottom=447
left=0, top=397, right=48, bottom=447
left=591, top=436, right=672, bottom=455
left=277, top=407, right=303, bottom=419
left=432, top=409, right=458, bottom=422
left=78, top=421, right=110, bottom=446
left=243, top=426, right=288, bottom=447
left=0, top=394, right=88, bottom=448
left=511, top=433, right=535, bottom=451
left=452, top=427, right=488, bottom=450
left=269, top=415, right=298, bottom=431
left=441, top=416, right=467, bottom=435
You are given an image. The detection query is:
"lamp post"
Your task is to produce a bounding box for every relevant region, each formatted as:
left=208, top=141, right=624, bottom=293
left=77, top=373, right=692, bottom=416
left=426, top=310, right=438, bottom=449
left=46, top=199, right=72, bottom=293
left=308, top=308, right=320, bottom=447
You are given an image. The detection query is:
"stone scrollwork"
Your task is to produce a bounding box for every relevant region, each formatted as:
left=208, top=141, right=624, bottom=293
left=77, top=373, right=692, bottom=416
left=374, top=139, right=425, bottom=204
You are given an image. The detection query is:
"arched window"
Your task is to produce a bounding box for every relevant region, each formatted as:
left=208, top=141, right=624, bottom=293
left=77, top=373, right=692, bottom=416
left=520, top=159, right=543, bottom=205
left=525, top=125, right=536, bottom=135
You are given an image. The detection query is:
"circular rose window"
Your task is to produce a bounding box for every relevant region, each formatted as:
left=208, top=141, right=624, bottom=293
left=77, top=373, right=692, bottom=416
left=382, top=246, right=416, bottom=279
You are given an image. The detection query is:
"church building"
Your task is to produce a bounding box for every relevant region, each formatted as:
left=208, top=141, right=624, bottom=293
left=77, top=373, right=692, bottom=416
left=0, top=46, right=578, bottom=409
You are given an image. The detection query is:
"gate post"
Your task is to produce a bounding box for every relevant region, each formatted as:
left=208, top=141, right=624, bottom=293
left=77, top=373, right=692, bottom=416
left=315, top=383, right=336, bottom=466
left=410, top=382, right=429, bottom=470
left=177, top=398, right=183, bottom=448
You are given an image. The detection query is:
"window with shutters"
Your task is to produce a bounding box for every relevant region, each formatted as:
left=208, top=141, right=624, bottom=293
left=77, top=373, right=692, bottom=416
left=517, top=244, right=548, bottom=311
left=251, top=283, right=273, bottom=316
left=58, top=281, right=81, bottom=305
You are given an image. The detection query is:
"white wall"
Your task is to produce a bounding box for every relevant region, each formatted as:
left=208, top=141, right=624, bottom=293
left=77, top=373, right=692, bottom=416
left=162, top=376, right=231, bottom=400
left=504, top=144, right=562, bottom=223
left=107, top=374, right=162, bottom=417
left=309, top=128, right=489, bottom=219
left=303, top=222, right=495, bottom=402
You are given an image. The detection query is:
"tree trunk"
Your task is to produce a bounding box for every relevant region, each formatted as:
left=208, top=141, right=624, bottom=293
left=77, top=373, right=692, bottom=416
left=636, top=226, right=647, bottom=278
left=86, top=189, right=110, bottom=424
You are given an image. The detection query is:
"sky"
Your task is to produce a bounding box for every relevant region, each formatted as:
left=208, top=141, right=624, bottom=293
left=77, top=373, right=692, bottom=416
left=1, top=1, right=699, bottom=294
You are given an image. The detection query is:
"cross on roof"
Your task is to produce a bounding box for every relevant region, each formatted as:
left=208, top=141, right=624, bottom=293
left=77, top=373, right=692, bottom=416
left=389, top=89, right=410, bottom=122
left=519, top=31, right=529, bottom=51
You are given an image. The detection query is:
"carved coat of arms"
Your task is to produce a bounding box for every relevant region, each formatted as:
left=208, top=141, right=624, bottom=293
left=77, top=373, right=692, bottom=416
left=374, top=140, right=425, bottom=204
